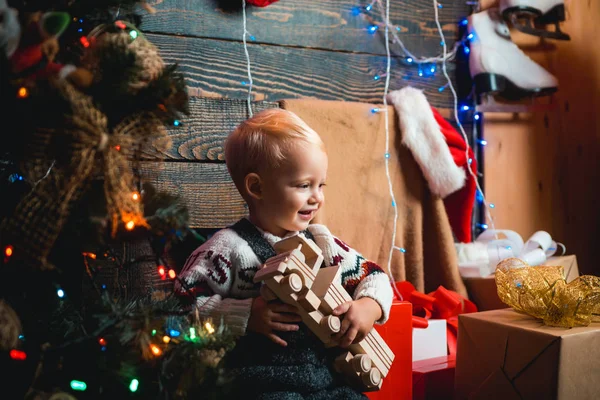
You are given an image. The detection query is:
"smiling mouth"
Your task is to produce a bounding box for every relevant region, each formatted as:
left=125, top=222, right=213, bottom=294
left=298, top=210, right=315, bottom=215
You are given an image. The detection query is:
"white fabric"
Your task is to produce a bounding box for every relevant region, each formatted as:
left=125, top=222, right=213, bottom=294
left=387, top=87, right=466, bottom=198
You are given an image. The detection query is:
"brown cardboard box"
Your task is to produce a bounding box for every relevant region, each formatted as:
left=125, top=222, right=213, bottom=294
left=463, top=255, right=579, bottom=311
left=455, top=308, right=600, bottom=400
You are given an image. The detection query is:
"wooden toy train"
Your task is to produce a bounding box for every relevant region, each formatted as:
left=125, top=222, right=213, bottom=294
left=253, top=235, right=395, bottom=391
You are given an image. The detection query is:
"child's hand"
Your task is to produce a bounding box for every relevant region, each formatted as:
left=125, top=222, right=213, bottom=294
left=247, top=296, right=302, bottom=347
left=332, top=297, right=382, bottom=348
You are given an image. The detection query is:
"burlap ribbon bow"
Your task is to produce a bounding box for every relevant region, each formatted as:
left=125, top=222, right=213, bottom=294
left=1, top=80, right=167, bottom=270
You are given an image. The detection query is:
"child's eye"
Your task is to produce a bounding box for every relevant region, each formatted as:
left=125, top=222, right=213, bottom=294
left=319, top=183, right=326, bottom=188
left=298, top=184, right=310, bottom=189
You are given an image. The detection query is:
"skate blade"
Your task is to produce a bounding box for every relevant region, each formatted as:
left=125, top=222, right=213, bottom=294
left=473, top=73, right=557, bottom=102
left=503, top=5, right=570, bottom=41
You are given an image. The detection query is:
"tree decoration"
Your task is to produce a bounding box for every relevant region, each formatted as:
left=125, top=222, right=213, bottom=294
left=247, top=0, right=280, bottom=7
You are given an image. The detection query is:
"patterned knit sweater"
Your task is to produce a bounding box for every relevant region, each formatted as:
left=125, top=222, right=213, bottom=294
left=175, top=219, right=394, bottom=338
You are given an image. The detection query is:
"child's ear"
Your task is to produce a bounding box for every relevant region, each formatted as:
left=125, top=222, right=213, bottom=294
left=244, top=173, right=263, bottom=200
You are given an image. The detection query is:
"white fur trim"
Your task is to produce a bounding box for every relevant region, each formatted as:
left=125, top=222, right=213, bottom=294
left=387, top=87, right=465, bottom=198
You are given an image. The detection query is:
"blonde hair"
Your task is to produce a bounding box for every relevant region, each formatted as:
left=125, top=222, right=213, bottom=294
left=225, top=108, right=325, bottom=196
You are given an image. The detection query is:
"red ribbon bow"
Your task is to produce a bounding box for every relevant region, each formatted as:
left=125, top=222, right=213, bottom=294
left=394, top=281, right=477, bottom=355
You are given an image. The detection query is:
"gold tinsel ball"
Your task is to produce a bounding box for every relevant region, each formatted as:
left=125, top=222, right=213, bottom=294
left=496, top=257, right=528, bottom=272
left=0, top=300, right=22, bottom=350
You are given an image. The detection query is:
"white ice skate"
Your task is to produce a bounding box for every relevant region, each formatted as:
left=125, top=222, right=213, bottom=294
left=500, top=0, right=570, bottom=40
left=468, top=8, right=558, bottom=101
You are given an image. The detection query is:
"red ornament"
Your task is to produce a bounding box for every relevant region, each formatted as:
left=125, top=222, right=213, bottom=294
left=247, top=0, right=279, bottom=7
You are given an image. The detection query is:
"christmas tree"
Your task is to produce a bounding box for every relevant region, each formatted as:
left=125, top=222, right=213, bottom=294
left=0, top=1, right=234, bottom=398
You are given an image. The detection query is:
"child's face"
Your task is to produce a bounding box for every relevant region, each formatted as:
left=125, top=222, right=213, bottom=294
left=256, top=143, right=327, bottom=237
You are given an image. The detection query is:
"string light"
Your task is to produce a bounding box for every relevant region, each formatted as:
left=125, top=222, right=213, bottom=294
left=173, top=120, right=181, bottom=126
left=204, top=322, right=215, bottom=334
left=432, top=0, right=496, bottom=235
left=129, top=30, right=138, bottom=39
left=189, top=327, right=197, bottom=340
left=151, top=329, right=157, bottom=336
left=98, top=338, right=106, bottom=346
left=158, top=266, right=166, bottom=277
left=368, top=25, right=379, bottom=33
left=8, top=173, right=23, bottom=182
left=5, top=245, right=13, bottom=257
left=474, top=113, right=481, bottom=120
left=150, top=344, right=162, bottom=356
left=10, top=349, right=26, bottom=361
left=132, top=192, right=140, bottom=201
left=169, top=329, right=181, bottom=337
left=57, top=289, right=65, bottom=298
left=17, top=87, right=28, bottom=98
left=242, top=0, right=254, bottom=117
left=70, top=380, right=87, bottom=391
left=129, top=379, right=139, bottom=393
left=168, top=269, right=176, bottom=279
left=162, top=335, right=171, bottom=343
left=125, top=220, right=135, bottom=230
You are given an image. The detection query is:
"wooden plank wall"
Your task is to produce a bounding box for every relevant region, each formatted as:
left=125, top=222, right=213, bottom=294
left=481, top=1, right=600, bottom=275
left=139, top=0, right=469, bottom=228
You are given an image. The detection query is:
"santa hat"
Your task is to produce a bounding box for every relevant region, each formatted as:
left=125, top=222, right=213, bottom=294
left=387, top=87, right=477, bottom=243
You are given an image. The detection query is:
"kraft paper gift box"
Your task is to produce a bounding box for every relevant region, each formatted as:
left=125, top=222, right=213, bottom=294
left=412, top=354, right=456, bottom=400
left=455, top=308, right=600, bottom=400
left=463, top=255, right=579, bottom=311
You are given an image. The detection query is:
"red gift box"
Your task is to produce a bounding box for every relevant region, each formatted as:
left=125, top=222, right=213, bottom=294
left=412, top=354, right=456, bottom=400
left=367, top=301, right=413, bottom=400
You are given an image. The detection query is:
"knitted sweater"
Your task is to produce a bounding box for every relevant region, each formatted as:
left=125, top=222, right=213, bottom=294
left=175, top=219, right=394, bottom=338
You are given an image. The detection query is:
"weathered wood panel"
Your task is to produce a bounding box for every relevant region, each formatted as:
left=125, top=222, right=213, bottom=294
left=141, top=0, right=468, bottom=56
left=145, top=97, right=279, bottom=160
left=146, top=97, right=456, bottom=161
left=139, top=162, right=246, bottom=228
left=148, top=33, right=456, bottom=107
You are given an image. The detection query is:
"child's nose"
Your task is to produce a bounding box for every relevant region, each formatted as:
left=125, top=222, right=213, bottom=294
left=310, top=189, right=324, bottom=204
